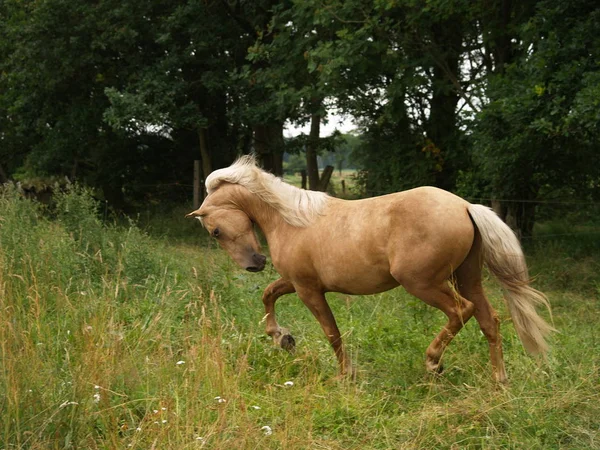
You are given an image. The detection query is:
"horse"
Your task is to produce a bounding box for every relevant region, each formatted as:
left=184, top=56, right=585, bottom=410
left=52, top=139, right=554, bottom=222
left=186, top=155, right=554, bottom=382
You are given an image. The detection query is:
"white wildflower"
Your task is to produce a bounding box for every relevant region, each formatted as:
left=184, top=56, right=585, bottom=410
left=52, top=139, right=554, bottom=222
left=261, top=425, right=273, bottom=436
left=251, top=405, right=261, bottom=410
left=93, top=392, right=101, bottom=403
left=176, top=360, right=185, bottom=365
left=283, top=381, right=294, bottom=387
left=214, top=396, right=226, bottom=403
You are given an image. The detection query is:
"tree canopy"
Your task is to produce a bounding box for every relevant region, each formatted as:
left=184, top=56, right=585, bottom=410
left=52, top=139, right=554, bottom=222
left=1, top=0, right=598, bottom=233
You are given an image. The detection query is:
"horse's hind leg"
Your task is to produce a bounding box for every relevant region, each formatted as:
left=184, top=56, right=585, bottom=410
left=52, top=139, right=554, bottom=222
left=262, top=278, right=296, bottom=351
left=455, top=237, right=508, bottom=383
left=402, top=281, right=475, bottom=375
left=460, top=283, right=507, bottom=383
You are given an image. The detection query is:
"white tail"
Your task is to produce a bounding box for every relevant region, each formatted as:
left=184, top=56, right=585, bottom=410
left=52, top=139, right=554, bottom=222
left=468, top=204, right=555, bottom=355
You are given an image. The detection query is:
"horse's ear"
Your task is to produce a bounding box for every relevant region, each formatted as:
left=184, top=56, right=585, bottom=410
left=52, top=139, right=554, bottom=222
left=185, top=209, right=203, bottom=219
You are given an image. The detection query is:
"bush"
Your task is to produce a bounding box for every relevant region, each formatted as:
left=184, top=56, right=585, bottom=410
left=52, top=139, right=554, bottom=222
left=54, top=183, right=104, bottom=243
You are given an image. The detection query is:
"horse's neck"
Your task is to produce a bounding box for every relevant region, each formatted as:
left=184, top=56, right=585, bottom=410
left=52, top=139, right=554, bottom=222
left=236, top=189, right=288, bottom=238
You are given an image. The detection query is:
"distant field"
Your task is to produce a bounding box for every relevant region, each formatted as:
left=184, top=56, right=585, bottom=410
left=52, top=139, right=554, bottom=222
left=284, top=169, right=360, bottom=198
left=1, top=186, right=599, bottom=449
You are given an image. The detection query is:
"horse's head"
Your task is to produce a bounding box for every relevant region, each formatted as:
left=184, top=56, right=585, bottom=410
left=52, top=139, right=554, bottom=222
left=186, top=187, right=266, bottom=272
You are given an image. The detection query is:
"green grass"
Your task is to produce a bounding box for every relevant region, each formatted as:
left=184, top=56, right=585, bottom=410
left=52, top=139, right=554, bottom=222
left=0, top=187, right=599, bottom=449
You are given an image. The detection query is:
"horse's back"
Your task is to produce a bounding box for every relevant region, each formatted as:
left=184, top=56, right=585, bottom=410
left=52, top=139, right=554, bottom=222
left=383, top=187, right=475, bottom=285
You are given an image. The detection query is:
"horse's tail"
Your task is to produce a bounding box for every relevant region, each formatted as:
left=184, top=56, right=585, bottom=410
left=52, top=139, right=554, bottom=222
left=467, top=204, right=555, bottom=356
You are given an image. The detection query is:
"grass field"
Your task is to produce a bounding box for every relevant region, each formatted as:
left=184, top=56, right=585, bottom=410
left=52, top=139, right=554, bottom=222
left=1, top=186, right=599, bottom=449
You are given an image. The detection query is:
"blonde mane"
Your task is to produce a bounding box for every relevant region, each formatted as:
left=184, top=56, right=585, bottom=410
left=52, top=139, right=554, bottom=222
left=205, top=155, right=329, bottom=227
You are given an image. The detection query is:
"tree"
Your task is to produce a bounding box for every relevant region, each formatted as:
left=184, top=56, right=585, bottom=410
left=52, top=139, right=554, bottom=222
left=0, top=0, right=190, bottom=207
left=244, top=1, right=356, bottom=189
left=103, top=0, right=246, bottom=187
left=2, top=0, right=598, bottom=227
left=280, top=0, right=473, bottom=193
left=473, top=0, right=600, bottom=236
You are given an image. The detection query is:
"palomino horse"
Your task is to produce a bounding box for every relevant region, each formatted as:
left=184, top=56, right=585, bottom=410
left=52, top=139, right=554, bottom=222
left=187, top=156, right=554, bottom=382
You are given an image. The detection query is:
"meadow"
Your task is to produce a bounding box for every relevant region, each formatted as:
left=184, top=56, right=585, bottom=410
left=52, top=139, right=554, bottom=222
left=0, top=185, right=598, bottom=449
left=283, top=169, right=360, bottom=198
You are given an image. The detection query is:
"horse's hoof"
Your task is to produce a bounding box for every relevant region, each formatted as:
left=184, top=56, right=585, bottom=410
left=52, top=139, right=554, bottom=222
left=426, top=360, right=444, bottom=375
left=494, top=373, right=509, bottom=385
left=343, top=367, right=357, bottom=381
left=280, top=334, right=296, bottom=352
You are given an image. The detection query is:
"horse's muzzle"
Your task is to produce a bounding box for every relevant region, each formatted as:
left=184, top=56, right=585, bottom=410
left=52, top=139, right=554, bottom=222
left=246, top=253, right=267, bottom=272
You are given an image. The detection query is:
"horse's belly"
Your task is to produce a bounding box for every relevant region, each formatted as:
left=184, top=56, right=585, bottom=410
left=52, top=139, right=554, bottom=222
left=321, top=266, right=399, bottom=295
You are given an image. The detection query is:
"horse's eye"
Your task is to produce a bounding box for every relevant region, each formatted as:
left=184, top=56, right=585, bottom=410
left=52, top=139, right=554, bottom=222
left=212, top=228, right=220, bottom=238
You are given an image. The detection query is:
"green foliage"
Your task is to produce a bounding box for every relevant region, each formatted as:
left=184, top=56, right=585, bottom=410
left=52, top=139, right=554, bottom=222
left=473, top=0, right=600, bottom=201
left=351, top=121, right=437, bottom=195
left=318, top=133, right=362, bottom=172
left=283, top=153, right=307, bottom=175
left=54, top=184, right=103, bottom=241
left=0, top=0, right=198, bottom=208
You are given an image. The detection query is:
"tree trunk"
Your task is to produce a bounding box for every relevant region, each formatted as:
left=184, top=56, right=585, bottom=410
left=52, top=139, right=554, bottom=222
left=272, top=150, right=283, bottom=177
left=318, top=165, right=334, bottom=192
left=306, top=97, right=322, bottom=190
left=253, top=122, right=284, bottom=176
left=71, top=158, right=79, bottom=180
left=198, top=127, right=212, bottom=194
left=497, top=185, right=537, bottom=239
left=427, top=18, right=463, bottom=191
left=482, top=0, right=536, bottom=75
left=193, top=160, right=201, bottom=209
left=507, top=201, right=535, bottom=239
left=0, top=162, right=8, bottom=183
left=491, top=199, right=506, bottom=221
left=492, top=0, right=515, bottom=72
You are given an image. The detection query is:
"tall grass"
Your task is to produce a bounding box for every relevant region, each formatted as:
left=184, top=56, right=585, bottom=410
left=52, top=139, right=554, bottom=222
left=0, top=187, right=598, bottom=448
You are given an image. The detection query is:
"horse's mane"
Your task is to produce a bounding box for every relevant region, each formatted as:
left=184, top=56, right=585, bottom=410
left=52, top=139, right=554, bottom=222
left=205, top=155, right=329, bottom=227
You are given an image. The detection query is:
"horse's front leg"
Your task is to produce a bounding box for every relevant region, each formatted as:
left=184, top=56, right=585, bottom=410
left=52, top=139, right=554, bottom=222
left=296, top=286, right=352, bottom=377
left=262, top=278, right=296, bottom=351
